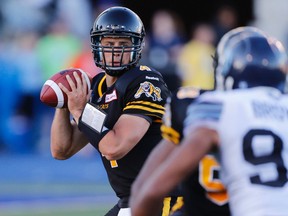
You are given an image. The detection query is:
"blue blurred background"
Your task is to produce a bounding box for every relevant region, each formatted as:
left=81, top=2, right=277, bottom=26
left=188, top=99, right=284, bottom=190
left=0, top=0, right=288, bottom=215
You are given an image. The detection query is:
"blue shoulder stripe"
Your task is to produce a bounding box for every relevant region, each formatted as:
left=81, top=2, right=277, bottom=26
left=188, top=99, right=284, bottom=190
left=184, top=101, right=223, bottom=126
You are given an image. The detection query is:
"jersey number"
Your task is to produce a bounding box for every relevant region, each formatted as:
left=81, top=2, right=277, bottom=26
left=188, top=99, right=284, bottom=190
left=243, top=129, right=288, bottom=187
left=199, top=155, right=228, bottom=205
left=110, top=160, right=118, bottom=168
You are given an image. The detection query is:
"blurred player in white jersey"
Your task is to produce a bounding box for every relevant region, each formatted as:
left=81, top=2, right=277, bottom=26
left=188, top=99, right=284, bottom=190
left=131, top=27, right=288, bottom=216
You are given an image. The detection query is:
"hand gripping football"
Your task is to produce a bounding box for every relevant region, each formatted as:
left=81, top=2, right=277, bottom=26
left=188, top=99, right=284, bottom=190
left=40, top=68, right=92, bottom=108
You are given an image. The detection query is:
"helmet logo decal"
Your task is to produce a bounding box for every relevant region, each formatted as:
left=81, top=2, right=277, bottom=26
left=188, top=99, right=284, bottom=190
left=134, top=81, right=163, bottom=101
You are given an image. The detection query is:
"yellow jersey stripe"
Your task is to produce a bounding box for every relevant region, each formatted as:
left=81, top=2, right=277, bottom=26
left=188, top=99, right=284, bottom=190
left=123, top=105, right=165, bottom=114
left=171, top=197, right=184, bottom=213
left=126, top=101, right=165, bottom=110
left=162, top=134, right=179, bottom=145
left=153, top=119, right=162, bottom=123
left=162, top=197, right=171, bottom=216
left=98, top=75, right=106, bottom=97
left=161, top=125, right=180, bottom=140
left=161, top=125, right=180, bottom=144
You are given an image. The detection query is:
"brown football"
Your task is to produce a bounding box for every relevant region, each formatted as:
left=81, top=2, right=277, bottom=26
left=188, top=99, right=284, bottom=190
left=40, top=68, right=92, bottom=108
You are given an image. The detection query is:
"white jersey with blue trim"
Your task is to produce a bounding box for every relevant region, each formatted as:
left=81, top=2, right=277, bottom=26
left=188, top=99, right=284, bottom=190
left=184, top=87, right=288, bottom=216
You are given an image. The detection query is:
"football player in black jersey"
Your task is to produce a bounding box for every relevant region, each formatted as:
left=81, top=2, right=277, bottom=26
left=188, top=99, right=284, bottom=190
left=130, top=87, right=230, bottom=216
left=50, top=6, right=180, bottom=216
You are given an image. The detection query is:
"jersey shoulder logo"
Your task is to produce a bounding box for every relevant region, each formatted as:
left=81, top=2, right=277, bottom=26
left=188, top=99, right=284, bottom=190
left=139, top=65, right=152, bottom=71
left=134, top=81, right=163, bottom=102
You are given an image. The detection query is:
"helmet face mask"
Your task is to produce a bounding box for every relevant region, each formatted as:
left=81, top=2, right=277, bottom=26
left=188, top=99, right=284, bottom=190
left=90, top=6, right=145, bottom=76
left=213, top=26, right=288, bottom=92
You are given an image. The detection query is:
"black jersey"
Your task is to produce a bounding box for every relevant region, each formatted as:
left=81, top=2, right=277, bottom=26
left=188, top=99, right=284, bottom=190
left=161, top=87, right=230, bottom=216
left=81, top=65, right=170, bottom=200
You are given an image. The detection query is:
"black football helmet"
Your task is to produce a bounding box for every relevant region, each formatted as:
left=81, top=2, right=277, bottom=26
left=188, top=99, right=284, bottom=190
left=90, top=6, right=146, bottom=76
left=214, top=26, right=288, bottom=92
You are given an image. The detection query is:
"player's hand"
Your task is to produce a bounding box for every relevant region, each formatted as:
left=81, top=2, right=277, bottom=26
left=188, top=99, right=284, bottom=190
left=59, top=71, right=91, bottom=121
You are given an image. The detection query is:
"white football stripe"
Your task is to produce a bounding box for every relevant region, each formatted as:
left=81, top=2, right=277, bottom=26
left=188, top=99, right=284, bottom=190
left=44, top=80, right=64, bottom=108
left=76, top=68, right=91, bottom=90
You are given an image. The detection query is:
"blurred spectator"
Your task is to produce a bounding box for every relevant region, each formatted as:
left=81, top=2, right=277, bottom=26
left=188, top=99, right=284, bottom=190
left=11, top=31, right=44, bottom=153
left=35, top=16, right=82, bottom=81
left=56, top=0, right=92, bottom=39
left=35, top=16, right=82, bottom=154
left=0, top=0, right=56, bottom=36
left=0, top=0, right=56, bottom=154
left=140, top=9, right=186, bottom=92
left=212, top=4, right=238, bottom=45
left=15, top=32, right=44, bottom=95
left=177, top=22, right=216, bottom=89
left=0, top=38, right=22, bottom=153
left=67, top=38, right=102, bottom=79
left=0, top=30, right=45, bottom=154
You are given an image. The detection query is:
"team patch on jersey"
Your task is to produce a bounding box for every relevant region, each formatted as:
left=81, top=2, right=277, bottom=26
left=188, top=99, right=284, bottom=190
left=134, top=81, right=163, bottom=102
left=105, top=89, right=117, bottom=103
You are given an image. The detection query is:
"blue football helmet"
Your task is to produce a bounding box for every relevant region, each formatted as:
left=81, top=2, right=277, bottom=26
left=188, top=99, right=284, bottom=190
left=90, top=6, right=145, bottom=77
left=214, top=26, right=288, bottom=92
